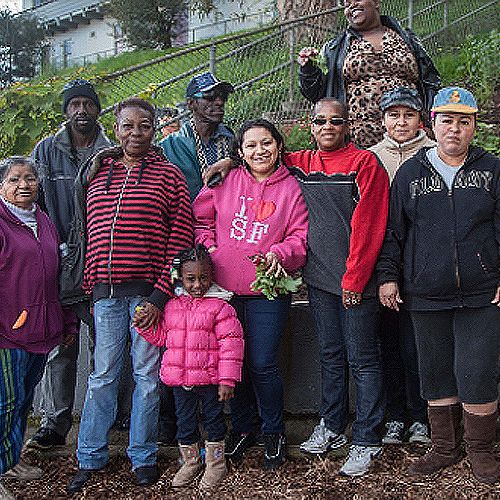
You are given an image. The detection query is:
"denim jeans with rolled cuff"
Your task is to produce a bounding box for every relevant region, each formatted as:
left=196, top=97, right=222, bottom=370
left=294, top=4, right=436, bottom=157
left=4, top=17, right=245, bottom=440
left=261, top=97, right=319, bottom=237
left=76, top=296, right=161, bottom=470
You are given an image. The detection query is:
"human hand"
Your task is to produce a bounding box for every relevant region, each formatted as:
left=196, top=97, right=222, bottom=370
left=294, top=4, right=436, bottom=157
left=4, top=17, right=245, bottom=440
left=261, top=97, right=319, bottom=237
left=202, top=158, right=236, bottom=186
left=218, top=384, right=234, bottom=401
left=491, top=287, right=500, bottom=308
left=342, top=289, right=362, bottom=309
left=62, top=333, right=77, bottom=347
left=132, top=301, right=162, bottom=330
left=251, top=252, right=286, bottom=278
left=379, top=282, right=403, bottom=311
left=297, top=46, right=319, bottom=66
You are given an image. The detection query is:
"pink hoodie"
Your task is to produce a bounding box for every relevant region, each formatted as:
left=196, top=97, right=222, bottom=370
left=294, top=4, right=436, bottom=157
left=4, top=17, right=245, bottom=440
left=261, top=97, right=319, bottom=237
left=193, top=164, right=309, bottom=295
left=138, top=294, right=244, bottom=387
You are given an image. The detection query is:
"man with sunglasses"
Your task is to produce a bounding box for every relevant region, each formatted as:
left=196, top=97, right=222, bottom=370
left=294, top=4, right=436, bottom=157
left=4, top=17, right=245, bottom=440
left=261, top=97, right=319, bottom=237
left=27, top=79, right=113, bottom=451
left=159, top=72, right=234, bottom=200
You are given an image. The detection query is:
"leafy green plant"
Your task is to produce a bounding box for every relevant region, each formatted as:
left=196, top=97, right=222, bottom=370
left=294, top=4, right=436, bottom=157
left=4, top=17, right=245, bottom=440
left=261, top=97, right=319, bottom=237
left=280, top=117, right=312, bottom=151
left=250, top=261, right=302, bottom=300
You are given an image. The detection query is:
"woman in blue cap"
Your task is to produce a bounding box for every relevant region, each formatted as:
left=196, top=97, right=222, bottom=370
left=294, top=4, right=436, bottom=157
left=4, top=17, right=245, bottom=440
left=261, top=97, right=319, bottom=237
left=377, top=87, right=500, bottom=484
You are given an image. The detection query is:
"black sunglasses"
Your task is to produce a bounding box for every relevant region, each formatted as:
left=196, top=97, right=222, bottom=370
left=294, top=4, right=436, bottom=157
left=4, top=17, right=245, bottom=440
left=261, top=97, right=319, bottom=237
left=311, top=117, right=346, bottom=126
left=193, top=90, right=229, bottom=102
left=63, top=79, right=92, bottom=90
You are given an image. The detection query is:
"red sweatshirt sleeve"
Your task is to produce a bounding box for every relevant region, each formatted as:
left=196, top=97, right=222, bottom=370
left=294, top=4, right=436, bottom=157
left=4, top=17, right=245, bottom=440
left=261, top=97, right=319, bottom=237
left=342, top=153, right=389, bottom=293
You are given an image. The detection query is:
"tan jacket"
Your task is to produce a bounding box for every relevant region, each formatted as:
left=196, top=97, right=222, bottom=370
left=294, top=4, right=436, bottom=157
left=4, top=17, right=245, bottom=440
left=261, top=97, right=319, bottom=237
left=369, top=130, right=436, bottom=183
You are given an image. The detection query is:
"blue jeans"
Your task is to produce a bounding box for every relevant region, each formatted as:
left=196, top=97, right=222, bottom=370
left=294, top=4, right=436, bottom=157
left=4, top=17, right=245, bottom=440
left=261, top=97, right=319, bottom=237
left=174, top=385, right=227, bottom=445
left=77, top=297, right=161, bottom=470
left=308, top=286, right=384, bottom=446
left=229, top=295, right=290, bottom=435
left=0, top=349, right=47, bottom=474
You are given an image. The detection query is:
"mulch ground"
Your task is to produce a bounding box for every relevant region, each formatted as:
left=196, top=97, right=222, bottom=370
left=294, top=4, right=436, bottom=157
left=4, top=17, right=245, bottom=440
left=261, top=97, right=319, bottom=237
left=5, top=445, right=500, bottom=499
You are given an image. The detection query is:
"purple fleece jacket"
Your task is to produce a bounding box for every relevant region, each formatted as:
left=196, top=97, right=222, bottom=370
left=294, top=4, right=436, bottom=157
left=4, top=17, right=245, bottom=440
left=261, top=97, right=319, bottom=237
left=193, top=164, right=309, bottom=295
left=0, top=199, right=65, bottom=353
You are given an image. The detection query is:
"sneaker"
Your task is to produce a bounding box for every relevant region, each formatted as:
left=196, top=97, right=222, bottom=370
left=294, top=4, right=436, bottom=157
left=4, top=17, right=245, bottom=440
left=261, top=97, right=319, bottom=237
left=408, top=421, right=432, bottom=445
left=225, top=430, right=256, bottom=463
left=300, top=418, right=348, bottom=454
left=263, top=433, right=286, bottom=470
left=25, top=428, right=65, bottom=450
left=382, top=421, right=405, bottom=444
left=2, top=459, right=42, bottom=480
left=339, top=445, right=383, bottom=477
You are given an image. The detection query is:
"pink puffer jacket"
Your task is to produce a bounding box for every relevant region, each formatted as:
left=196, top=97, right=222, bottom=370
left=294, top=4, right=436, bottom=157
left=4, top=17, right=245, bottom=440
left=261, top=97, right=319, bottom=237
left=138, top=295, right=244, bottom=387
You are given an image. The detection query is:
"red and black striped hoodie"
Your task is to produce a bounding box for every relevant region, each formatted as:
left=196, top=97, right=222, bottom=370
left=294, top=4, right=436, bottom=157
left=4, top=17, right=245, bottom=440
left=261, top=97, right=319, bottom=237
left=83, top=146, right=194, bottom=309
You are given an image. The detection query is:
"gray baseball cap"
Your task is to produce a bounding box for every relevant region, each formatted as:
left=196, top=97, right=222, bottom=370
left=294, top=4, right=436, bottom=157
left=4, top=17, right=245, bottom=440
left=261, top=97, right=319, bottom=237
left=381, top=87, right=423, bottom=112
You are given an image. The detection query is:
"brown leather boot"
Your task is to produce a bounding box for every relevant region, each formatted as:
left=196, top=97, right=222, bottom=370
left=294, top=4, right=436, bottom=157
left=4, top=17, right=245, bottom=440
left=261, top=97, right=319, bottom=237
left=172, top=442, right=203, bottom=487
left=408, top=404, right=465, bottom=475
left=463, top=410, right=500, bottom=484
left=199, top=440, right=227, bottom=490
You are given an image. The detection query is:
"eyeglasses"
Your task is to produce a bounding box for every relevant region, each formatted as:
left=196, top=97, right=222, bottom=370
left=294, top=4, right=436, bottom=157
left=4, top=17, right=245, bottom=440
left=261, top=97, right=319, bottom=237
left=63, top=79, right=92, bottom=90
left=311, top=117, right=346, bottom=126
left=192, top=90, right=229, bottom=102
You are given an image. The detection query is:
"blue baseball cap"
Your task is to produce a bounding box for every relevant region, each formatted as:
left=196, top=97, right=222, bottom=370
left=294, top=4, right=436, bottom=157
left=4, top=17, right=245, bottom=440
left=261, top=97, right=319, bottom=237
left=185, top=72, right=234, bottom=98
left=431, top=87, right=478, bottom=114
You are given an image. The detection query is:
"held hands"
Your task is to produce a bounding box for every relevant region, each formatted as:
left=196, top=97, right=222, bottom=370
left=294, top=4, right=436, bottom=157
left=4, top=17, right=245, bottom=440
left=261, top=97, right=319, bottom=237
left=202, top=158, right=235, bottom=187
left=342, top=289, right=362, bottom=309
left=379, top=282, right=403, bottom=311
left=218, top=384, right=234, bottom=402
left=131, top=301, right=162, bottom=331
left=297, top=46, right=319, bottom=67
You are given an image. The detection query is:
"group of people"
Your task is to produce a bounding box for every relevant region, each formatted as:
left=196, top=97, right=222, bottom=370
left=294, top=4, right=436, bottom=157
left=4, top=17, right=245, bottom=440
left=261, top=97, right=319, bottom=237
left=1, top=1, right=500, bottom=498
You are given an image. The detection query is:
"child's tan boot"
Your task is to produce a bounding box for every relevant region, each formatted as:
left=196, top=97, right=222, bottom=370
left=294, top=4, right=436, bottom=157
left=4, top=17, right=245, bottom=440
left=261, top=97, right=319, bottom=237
left=199, top=440, right=227, bottom=490
left=172, top=442, right=203, bottom=487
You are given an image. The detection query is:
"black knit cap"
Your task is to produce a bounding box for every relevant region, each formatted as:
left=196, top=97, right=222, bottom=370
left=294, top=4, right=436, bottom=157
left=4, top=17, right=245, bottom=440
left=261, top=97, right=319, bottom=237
left=62, top=79, right=101, bottom=114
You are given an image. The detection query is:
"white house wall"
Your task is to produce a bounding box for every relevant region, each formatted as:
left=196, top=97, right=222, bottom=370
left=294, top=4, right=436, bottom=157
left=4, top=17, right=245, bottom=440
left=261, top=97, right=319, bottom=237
left=48, top=14, right=120, bottom=69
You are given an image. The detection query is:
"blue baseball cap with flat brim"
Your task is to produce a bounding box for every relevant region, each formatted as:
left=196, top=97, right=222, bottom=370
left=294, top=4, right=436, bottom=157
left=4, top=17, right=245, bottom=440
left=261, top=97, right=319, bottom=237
left=186, top=72, right=234, bottom=98
left=431, top=87, right=478, bottom=114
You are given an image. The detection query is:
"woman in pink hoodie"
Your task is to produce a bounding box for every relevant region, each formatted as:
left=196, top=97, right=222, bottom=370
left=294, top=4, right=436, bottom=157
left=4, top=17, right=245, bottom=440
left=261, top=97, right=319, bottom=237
left=193, top=118, right=309, bottom=470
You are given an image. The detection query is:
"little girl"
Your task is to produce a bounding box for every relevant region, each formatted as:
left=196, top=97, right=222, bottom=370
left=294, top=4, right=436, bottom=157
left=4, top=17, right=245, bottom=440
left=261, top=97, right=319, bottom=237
left=137, top=245, right=244, bottom=491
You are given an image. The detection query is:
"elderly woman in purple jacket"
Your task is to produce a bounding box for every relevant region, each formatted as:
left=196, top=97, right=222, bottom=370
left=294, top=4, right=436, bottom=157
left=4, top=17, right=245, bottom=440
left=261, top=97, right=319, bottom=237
left=0, top=156, right=76, bottom=500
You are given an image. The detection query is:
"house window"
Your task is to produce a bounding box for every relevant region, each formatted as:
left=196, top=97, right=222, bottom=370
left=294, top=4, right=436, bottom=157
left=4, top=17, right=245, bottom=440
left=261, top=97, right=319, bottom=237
left=90, top=31, right=96, bottom=38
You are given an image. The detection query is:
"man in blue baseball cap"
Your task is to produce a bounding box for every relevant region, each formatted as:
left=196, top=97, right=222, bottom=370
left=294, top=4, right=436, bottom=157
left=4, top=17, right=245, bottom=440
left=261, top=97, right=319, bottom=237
left=159, top=72, right=235, bottom=200
left=377, top=86, right=500, bottom=484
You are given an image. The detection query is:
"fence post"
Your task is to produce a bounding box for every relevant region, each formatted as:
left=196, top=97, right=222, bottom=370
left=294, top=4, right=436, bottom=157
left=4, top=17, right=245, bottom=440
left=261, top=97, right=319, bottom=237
left=444, top=0, right=448, bottom=28
left=408, top=0, right=413, bottom=30
left=209, top=44, right=216, bottom=75
left=289, top=24, right=295, bottom=102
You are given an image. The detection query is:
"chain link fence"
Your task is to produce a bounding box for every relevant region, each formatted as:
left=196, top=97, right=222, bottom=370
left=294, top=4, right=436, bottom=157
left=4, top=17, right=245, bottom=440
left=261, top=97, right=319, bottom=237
left=98, top=0, right=500, bottom=137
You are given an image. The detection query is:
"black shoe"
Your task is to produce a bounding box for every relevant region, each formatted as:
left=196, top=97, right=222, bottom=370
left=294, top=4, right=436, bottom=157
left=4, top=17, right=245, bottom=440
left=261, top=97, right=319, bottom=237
left=67, top=469, right=93, bottom=494
left=25, top=428, right=65, bottom=450
left=225, top=430, right=256, bottom=463
left=134, top=465, right=158, bottom=487
left=263, top=434, right=286, bottom=470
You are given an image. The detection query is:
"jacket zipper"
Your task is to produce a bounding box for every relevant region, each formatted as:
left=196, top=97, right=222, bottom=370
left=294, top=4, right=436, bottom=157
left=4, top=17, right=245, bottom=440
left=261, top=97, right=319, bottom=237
left=108, top=168, right=132, bottom=296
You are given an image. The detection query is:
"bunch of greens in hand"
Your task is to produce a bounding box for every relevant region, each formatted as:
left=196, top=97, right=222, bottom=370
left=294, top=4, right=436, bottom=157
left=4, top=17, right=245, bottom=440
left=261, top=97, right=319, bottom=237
left=249, top=254, right=302, bottom=300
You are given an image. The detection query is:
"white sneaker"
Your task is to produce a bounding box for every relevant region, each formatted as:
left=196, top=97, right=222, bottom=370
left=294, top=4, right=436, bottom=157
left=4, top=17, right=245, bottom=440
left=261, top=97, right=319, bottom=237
left=0, top=480, right=15, bottom=500
left=408, top=421, right=431, bottom=445
left=382, top=421, right=405, bottom=444
left=339, top=445, right=382, bottom=477
left=300, top=418, right=348, bottom=454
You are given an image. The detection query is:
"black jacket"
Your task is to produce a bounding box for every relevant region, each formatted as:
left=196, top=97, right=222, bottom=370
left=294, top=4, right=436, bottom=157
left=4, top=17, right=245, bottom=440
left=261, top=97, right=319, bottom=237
left=298, top=16, right=441, bottom=112
left=377, top=145, right=500, bottom=311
